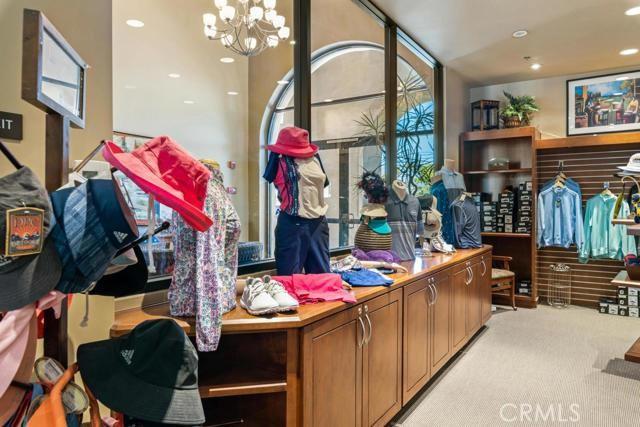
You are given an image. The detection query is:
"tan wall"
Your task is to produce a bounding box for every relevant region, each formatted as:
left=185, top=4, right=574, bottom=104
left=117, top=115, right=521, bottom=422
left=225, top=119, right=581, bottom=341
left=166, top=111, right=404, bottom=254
left=444, top=67, right=470, bottom=167
left=0, top=0, right=113, bottom=180
left=469, top=65, right=640, bottom=140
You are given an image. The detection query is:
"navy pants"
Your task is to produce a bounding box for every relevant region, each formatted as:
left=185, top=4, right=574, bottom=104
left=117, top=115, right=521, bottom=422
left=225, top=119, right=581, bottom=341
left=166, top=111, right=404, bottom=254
left=275, top=212, right=330, bottom=275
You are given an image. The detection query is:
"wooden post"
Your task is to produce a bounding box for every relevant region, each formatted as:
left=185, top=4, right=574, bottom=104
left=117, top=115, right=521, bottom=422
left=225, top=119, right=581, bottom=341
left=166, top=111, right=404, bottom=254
left=43, top=112, right=70, bottom=364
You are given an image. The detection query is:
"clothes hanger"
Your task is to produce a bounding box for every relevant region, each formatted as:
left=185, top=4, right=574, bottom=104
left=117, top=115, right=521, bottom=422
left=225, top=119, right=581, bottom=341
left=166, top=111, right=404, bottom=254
left=72, top=141, right=106, bottom=173
left=114, top=221, right=170, bottom=257
left=601, top=181, right=614, bottom=197
left=0, top=139, right=23, bottom=170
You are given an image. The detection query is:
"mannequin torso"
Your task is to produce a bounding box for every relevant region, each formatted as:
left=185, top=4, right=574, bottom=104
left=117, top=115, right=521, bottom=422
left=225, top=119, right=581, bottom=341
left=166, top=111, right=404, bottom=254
left=392, top=180, right=407, bottom=201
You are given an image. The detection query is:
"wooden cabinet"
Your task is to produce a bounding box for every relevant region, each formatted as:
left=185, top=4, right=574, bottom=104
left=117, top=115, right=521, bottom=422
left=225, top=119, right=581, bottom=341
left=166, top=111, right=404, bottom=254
left=302, top=306, right=363, bottom=427
left=467, top=259, right=483, bottom=336
left=363, top=290, right=402, bottom=427
left=402, top=278, right=430, bottom=404
left=429, top=270, right=452, bottom=373
left=302, top=292, right=402, bottom=427
left=480, top=254, right=492, bottom=323
left=451, top=263, right=470, bottom=353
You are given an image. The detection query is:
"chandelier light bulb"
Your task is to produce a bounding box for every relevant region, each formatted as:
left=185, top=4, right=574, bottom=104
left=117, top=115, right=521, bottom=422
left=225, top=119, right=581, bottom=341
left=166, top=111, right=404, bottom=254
left=214, top=0, right=228, bottom=9
left=273, top=15, right=285, bottom=29
left=267, top=35, right=279, bottom=47
left=202, top=13, right=217, bottom=27
left=245, top=37, right=258, bottom=50
left=264, top=0, right=276, bottom=9
left=264, top=9, right=277, bottom=22
left=220, top=5, right=236, bottom=21
left=249, top=6, right=264, bottom=21
left=221, top=33, right=234, bottom=46
left=278, top=26, right=290, bottom=39
left=204, top=26, right=217, bottom=38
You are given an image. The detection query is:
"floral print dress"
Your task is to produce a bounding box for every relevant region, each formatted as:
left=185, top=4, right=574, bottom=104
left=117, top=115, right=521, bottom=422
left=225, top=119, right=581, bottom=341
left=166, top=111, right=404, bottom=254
left=169, top=165, right=241, bottom=351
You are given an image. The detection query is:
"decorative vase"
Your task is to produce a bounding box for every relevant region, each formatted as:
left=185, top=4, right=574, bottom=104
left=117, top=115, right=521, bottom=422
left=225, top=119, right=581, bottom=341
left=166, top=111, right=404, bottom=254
left=503, top=116, right=522, bottom=128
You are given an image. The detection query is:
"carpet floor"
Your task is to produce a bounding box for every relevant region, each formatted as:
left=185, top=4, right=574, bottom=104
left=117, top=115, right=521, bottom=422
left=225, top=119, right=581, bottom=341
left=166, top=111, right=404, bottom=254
left=395, top=305, right=640, bottom=426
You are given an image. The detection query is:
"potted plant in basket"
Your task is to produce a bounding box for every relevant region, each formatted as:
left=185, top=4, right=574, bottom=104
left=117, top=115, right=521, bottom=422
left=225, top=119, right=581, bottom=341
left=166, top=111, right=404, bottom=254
left=500, top=91, right=539, bottom=128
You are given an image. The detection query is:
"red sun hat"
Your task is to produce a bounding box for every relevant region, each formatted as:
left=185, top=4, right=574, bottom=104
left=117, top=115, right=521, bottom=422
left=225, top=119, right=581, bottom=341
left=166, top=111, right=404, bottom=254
left=267, top=126, right=318, bottom=158
left=102, top=136, right=213, bottom=232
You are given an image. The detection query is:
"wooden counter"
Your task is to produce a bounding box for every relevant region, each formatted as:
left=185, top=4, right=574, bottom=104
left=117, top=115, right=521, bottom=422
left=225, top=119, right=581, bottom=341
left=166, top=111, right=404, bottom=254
left=111, top=246, right=492, bottom=337
left=110, top=245, right=493, bottom=427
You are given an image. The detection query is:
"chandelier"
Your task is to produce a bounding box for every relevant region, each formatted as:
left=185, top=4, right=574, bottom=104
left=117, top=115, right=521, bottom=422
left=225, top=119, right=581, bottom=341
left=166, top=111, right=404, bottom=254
left=202, top=0, right=291, bottom=57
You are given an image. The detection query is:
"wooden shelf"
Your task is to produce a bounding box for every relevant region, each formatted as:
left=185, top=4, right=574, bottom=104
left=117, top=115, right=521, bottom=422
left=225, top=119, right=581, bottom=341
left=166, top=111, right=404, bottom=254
left=465, top=168, right=532, bottom=175
left=611, top=270, right=640, bottom=287
left=612, top=218, right=635, bottom=226
left=461, top=126, right=539, bottom=142
left=200, top=380, right=287, bottom=398
left=625, top=337, right=640, bottom=364
left=535, top=131, right=640, bottom=151
left=481, top=232, right=531, bottom=238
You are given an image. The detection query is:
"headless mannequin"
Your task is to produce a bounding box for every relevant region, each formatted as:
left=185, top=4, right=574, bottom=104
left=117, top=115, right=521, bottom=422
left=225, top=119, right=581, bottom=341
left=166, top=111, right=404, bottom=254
left=443, top=158, right=457, bottom=172
left=392, top=180, right=407, bottom=201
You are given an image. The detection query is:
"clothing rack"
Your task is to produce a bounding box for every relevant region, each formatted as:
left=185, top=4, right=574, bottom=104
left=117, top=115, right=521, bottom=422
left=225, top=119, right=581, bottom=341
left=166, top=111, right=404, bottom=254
left=0, top=139, right=23, bottom=169
left=534, top=132, right=640, bottom=307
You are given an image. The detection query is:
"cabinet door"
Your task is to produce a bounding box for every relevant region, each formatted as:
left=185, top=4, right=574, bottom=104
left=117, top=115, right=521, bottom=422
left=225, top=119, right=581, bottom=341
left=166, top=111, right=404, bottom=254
left=402, top=278, right=430, bottom=404
left=302, top=306, right=364, bottom=427
left=363, top=290, right=402, bottom=427
left=467, top=260, right=483, bottom=335
left=480, top=254, right=492, bottom=323
left=430, top=270, right=452, bottom=374
left=451, top=264, right=470, bottom=353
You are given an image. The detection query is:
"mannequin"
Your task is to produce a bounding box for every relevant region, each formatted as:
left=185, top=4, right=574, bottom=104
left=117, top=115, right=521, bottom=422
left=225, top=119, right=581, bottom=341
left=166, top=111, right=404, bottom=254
left=392, top=180, right=407, bottom=201
left=444, top=158, right=457, bottom=172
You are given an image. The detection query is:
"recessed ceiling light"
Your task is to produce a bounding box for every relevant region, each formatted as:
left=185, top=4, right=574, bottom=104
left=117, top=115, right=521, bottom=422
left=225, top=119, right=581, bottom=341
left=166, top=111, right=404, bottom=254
left=183, top=100, right=195, bottom=104
left=616, top=76, right=630, bottom=81
left=126, top=19, right=145, bottom=28
left=530, top=63, right=541, bottom=70
left=620, top=48, right=639, bottom=56
left=290, top=40, right=296, bottom=45
left=512, top=30, right=528, bottom=38
left=277, top=80, right=289, bottom=84
left=625, top=6, right=640, bottom=16
left=124, top=85, right=136, bottom=89
left=168, top=73, right=181, bottom=78
left=220, top=57, right=235, bottom=63
left=227, top=91, right=239, bottom=96
left=323, top=98, right=333, bottom=103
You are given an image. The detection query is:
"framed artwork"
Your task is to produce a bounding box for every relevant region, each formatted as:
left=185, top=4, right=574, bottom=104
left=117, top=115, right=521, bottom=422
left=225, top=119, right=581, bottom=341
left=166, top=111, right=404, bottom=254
left=22, top=9, right=88, bottom=128
left=567, top=71, right=640, bottom=136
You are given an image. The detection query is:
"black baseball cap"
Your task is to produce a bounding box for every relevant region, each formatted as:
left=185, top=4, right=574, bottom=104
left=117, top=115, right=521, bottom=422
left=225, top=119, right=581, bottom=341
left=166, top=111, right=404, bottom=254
left=0, top=167, right=61, bottom=311
left=90, top=245, right=148, bottom=297
left=77, top=319, right=204, bottom=425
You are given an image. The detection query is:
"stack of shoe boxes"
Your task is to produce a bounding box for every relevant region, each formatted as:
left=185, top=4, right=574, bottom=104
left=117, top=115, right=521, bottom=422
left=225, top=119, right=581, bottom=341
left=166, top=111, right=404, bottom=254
left=516, top=181, right=533, bottom=234
left=480, top=201, right=497, bottom=233
left=496, top=191, right=515, bottom=233
left=517, top=280, right=532, bottom=296
left=599, top=286, right=640, bottom=317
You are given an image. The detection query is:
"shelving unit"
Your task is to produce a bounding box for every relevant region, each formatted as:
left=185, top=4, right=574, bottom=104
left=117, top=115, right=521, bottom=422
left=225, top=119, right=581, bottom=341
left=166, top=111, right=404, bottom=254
left=460, top=126, right=539, bottom=308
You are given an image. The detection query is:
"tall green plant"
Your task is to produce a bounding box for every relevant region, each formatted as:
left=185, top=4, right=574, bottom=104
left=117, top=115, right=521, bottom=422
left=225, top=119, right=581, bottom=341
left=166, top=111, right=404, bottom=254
left=354, top=70, right=435, bottom=195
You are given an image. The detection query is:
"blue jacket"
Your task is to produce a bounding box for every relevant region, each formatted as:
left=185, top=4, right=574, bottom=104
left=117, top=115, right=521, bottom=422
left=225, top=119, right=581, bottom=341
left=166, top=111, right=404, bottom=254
left=537, top=186, right=584, bottom=249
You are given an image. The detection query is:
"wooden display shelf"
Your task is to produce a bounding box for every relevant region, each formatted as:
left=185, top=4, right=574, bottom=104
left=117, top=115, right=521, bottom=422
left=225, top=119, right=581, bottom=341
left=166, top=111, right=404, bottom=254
left=611, top=270, right=640, bottom=287
left=464, top=168, right=532, bottom=175
left=612, top=218, right=635, bottom=226
left=625, top=337, right=640, bottom=364
left=461, top=126, right=539, bottom=142
left=481, top=232, right=531, bottom=238
left=200, top=380, right=288, bottom=398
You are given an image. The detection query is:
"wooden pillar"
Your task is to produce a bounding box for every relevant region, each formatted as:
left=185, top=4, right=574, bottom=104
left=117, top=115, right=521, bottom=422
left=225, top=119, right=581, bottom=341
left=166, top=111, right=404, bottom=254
left=43, top=112, right=70, bottom=364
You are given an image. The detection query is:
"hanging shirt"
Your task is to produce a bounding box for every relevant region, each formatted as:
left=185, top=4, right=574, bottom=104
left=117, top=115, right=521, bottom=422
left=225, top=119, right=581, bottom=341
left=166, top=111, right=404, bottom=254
left=431, top=180, right=455, bottom=245
left=169, top=166, right=241, bottom=352
left=537, top=186, right=584, bottom=249
left=578, top=194, right=636, bottom=263
left=451, top=195, right=482, bottom=249
left=436, top=166, right=466, bottom=191
left=385, top=191, right=424, bottom=260
left=263, top=152, right=329, bottom=219
left=541, top=178, right=582, bottom=199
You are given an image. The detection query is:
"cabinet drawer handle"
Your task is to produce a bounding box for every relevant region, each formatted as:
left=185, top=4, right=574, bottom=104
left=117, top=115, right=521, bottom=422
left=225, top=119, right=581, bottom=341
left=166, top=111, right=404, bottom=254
left=364, top=306, right=372, bottom=344
left=433, top=281, right=439, bottom=304
left=465, top=267, right=472, bottom=285
left=427, top=283, right=435, bottom=306
left=481, top=260, right=487, bottom=277
left=357, top=308, right=366, bottom=348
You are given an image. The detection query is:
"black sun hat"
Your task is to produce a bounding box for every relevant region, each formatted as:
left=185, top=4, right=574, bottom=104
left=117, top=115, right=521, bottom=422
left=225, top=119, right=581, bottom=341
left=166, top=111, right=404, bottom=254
left=77, top=319, right=204, bottom=425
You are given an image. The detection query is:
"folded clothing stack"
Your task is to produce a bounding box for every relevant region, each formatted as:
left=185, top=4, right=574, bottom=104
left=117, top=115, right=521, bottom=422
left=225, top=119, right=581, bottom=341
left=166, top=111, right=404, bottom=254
left=272, top=274, right=356, bottom=305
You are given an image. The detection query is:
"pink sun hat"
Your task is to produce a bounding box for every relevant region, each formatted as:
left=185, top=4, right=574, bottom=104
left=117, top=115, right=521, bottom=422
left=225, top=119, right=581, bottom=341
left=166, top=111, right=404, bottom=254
left=0, top=308, right=34, bottom=399
left=267, top=127, right=318, bottom=158
left=102, top=136, right=213, bottom=232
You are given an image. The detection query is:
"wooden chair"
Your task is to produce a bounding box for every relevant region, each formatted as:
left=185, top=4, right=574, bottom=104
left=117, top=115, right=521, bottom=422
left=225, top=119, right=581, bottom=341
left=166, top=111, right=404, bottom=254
left=491, top=255, right=517, bottom=310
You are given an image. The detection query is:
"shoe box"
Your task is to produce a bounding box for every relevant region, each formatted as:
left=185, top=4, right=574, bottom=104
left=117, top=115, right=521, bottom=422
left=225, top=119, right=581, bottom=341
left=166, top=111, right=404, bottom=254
left=517, top=280, right=532, bottom=295
left=516, top=182, right=533, bottom=234
left=496, top=192, right=515, bottom=233
left=600, top=287, right=640, bottom=317
left=480, top=201, right=497, bottom=232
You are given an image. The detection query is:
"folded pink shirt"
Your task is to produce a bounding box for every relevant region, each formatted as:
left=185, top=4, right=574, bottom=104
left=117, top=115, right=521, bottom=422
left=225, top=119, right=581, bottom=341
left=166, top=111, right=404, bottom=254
left=273, top=274, right=356, bottom=304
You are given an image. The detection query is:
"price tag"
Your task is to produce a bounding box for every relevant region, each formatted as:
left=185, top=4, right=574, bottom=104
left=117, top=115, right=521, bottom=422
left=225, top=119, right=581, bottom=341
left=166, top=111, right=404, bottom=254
left=5, top=207, right=45, bottom=257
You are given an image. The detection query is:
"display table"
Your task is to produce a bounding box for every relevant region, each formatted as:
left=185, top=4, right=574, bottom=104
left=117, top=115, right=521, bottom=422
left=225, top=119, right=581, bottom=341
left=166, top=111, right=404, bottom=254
left=111, top=246, right=493, bottom=426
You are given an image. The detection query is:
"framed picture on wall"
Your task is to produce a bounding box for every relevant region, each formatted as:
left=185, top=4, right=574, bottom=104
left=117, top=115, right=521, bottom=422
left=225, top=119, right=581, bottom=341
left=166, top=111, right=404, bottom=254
left=567, top=71, right=640, bottom=136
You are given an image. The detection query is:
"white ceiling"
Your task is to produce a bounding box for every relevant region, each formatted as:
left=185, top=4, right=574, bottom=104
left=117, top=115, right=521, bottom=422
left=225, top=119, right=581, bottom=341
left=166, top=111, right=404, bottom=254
left=374, top=0, right=640, bottom=86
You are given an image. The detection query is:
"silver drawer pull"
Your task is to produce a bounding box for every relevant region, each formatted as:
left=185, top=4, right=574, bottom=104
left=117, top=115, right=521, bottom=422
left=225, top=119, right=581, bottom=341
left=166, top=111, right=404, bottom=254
left=357, top=307, right=366, bottom=348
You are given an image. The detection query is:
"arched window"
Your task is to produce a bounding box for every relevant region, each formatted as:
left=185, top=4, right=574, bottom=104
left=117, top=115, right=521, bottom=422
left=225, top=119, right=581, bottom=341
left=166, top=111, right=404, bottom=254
left=261, top=42, right=435, bottom=254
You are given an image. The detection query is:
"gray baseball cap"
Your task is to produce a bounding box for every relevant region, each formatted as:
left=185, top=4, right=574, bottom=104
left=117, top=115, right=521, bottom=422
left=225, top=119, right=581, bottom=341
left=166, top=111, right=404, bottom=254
left=0, top=167, right=61, bottom=311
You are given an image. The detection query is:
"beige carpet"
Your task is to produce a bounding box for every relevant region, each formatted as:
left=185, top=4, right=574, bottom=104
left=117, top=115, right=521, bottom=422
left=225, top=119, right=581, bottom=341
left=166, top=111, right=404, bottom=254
left=395, top=305, right=640, bottom=426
